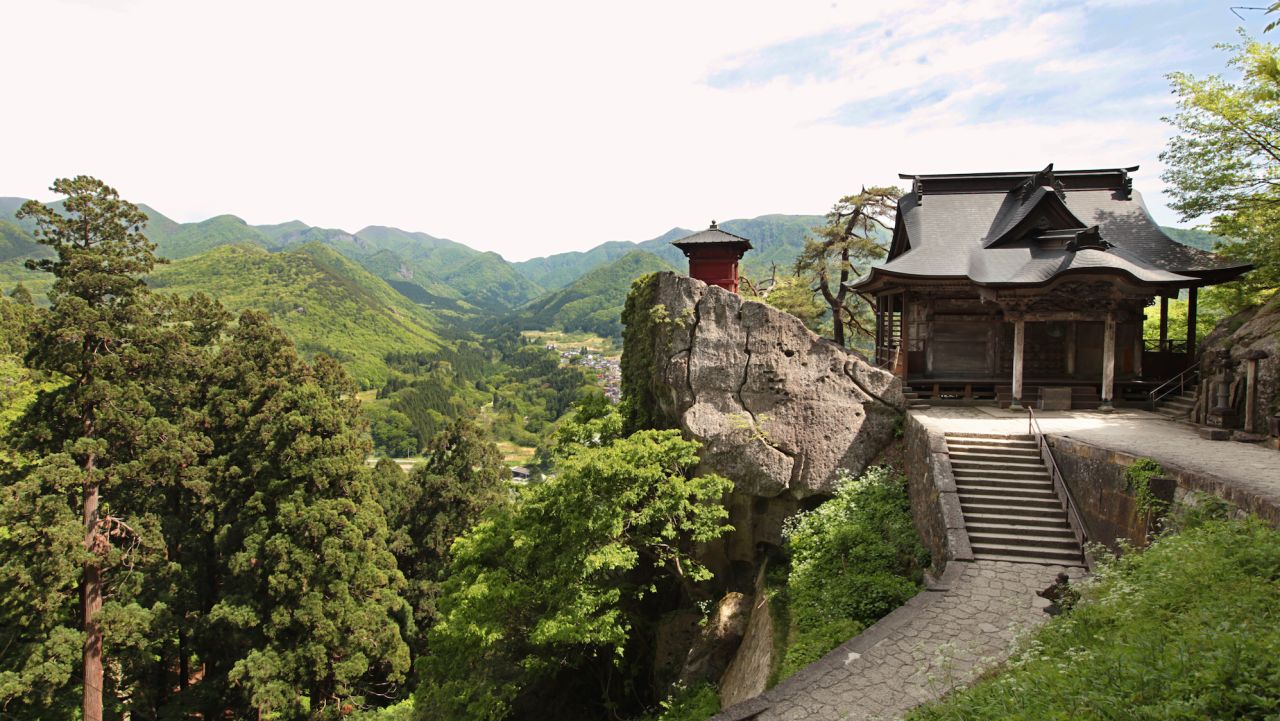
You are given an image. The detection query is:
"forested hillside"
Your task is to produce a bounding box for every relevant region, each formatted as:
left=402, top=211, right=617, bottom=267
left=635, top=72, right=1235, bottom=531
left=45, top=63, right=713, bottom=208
left=147, top=243, right=444, bottom=389
left=519, top=250, right=676, bottom=337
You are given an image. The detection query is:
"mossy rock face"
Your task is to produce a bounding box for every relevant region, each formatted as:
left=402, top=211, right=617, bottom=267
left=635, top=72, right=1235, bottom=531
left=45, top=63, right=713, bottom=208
left=1197, top=294, right=1280, bottom=431
left=620, top=271, right=904, bottom=500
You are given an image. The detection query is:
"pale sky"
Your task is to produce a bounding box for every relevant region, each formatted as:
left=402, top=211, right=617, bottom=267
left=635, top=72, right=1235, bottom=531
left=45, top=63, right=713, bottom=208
left=0, top=0, right=1268, bottom=260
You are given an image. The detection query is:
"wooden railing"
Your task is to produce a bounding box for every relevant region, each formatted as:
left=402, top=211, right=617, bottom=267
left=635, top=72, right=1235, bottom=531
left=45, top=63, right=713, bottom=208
left=1027, top=407, right=1092, bottom=569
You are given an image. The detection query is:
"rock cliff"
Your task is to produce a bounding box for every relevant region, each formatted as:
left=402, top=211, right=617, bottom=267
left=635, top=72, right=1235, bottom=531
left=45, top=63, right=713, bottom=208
left=622, top=272, right=904, bottom=499
left=1194, top=293, right=1280, bottom=438
left=621, top=272, right=906, bottom=707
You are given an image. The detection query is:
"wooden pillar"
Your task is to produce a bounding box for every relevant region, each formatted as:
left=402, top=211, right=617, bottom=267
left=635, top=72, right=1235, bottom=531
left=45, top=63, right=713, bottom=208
left=874, top=296, right=883, bottom=366
left=1158, top=295, right=1169, bottom=351
left=1101, top=312, right=1116, bottom=411
left=1186, top=287, right=1198, bottom=361
left=1065, top=321, right=1076, bottom=377
left=1133, top=323, right=1143, bottom=378
left=1011, top=318, right=1025, bottom=410
left=897, top=293, right=910, bottom=378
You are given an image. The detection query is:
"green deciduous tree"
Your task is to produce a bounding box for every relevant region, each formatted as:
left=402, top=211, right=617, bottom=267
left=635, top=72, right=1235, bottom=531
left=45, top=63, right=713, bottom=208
left=414, top=430, right=732, bottom=721
left=385, top=418, right=509, bottom=656
left=8, top=283, right=33, bottom=306
left=1162, top=39, right=1280, bottom=307
left=795, top=187, right=900, bottom=347
left=743, top=269, right=829, bottom=335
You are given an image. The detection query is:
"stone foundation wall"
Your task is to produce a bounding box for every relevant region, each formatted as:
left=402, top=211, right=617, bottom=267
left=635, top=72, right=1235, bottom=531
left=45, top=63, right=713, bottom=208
left=1047, top=435, right=1274, bottom=553
left=1044, top=437, right=1167, bottom=551
left=903, top=414, right=972, bottom=574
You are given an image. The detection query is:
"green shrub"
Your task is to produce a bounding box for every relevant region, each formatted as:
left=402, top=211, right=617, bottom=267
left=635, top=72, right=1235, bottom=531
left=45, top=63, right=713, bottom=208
left=907, top=518, right=1280, bottom=721
left=774, top=466, right=928, bottom=681
left=638, top=683, right=721, bottom=721
left=349, top=700, right=414, bottom=721
left=1124, top=456, right=1169, bottom=519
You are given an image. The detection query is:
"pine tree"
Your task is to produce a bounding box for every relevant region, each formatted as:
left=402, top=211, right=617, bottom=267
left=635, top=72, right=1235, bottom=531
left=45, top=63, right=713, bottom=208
left=207, top=312, right=412, bottom=719
left=795, top=187, right=899, bottom=347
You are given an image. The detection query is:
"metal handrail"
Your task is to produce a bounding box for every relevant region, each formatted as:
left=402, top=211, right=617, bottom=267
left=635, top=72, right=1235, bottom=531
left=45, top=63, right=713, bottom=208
left=1148, top=360, right=1201, bottom=411
left=1027, top=407, right=1091, bottom=568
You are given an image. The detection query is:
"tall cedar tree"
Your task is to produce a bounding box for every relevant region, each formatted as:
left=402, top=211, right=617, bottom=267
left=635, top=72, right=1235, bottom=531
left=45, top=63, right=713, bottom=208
left=205, top=312, right=411, bottom=719
left=794, top=187, right=900, bottom=347
left=3, top=177, right=206, bottom=720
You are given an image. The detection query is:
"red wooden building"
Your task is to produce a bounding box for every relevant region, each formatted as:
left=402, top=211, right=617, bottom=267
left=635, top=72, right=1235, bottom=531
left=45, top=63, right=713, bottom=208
left=671, top=221, right=753, bottom=293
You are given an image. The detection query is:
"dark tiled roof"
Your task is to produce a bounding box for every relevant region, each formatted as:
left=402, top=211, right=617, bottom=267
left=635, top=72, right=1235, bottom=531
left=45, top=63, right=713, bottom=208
left=852, top=167, right=1250, bottom=291
left=671, top=224, right=754, bottom=250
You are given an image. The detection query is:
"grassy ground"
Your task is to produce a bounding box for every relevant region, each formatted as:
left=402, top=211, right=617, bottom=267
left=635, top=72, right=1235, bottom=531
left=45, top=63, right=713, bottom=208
left=495, top=440, right=537, bottom=465
left=906, top=516, right=1280, bottom=721
left=522, top=329, right=621, bottom=359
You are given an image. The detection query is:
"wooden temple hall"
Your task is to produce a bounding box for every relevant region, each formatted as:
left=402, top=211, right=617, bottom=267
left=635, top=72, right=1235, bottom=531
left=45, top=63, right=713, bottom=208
left=850, top=165, right=1252, bottom=410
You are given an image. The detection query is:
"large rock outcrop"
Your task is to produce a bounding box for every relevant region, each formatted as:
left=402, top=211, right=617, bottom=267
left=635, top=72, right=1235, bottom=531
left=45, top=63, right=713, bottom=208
left=622, top=272, right=904, bottom=500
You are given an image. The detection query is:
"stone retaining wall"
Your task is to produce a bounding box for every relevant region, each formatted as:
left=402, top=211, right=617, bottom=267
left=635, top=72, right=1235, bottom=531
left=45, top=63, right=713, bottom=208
left=1048, top=435, right=1275, bottom=547
left=903, top=414, right=972, bottom=574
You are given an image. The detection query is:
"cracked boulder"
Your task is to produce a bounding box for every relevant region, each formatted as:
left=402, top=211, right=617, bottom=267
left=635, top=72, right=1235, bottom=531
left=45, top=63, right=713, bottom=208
left=625, top=272, right=904, bottom=499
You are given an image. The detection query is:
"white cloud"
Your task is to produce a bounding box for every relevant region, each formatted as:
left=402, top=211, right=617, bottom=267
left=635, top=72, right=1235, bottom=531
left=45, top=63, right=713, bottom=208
left=0, top=0, right=1236, bottom=258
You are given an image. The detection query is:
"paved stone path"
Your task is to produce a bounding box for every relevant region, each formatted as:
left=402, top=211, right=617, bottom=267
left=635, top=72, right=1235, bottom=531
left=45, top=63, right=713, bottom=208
left=911, top=406, right=1280, bottom=515
left=713, top=560, right=1079, bottom=721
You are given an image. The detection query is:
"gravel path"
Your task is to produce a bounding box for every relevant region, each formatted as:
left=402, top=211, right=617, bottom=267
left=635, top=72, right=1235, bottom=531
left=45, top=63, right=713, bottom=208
left=713, top=560, right=1079, bottom=721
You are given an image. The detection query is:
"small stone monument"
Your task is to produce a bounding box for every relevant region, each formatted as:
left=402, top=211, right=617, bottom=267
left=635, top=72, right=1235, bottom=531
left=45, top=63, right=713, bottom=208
left=1205, top=350, right=1239, bottom=430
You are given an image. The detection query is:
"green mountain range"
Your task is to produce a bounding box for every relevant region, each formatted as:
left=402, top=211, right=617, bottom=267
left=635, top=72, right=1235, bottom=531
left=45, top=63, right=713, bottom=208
left=519, top=250, right=677, bottom=337
left=0, top=193, right=1231, bottom=378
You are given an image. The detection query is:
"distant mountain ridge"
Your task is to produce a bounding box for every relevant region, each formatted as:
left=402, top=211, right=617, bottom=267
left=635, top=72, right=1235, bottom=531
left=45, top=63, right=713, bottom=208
left=512, top=215, right=830, bottom=293
left=0, top=193, right=1231, bottom=350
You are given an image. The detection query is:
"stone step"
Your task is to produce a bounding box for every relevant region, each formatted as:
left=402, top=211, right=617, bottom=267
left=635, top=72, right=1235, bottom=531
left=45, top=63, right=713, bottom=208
left=952, top=467, right=1052, bottom=482
left=951, top=458, right=1048, bottom=473
left=964, top=512, right=1071, bottom=529
left=954, top=476, right=1056, bottom=492
left=960, top=503, right=1070, bottom=523
left=947, top=447, right=1042, bottom=463
left=966, top=521, right=1076, bottom=538
left=958, top=493, right=1064, bottom=510
left=971, top=551, right=1085, bottom=567
left=955, top=483, right=1059, bottom=500
left=969, top=542, right=1083, bottom=564
left=945, top=433, right=1035, bottom=443
left=1160, top=397, right=1194, bottom=410
left=947, top=442, right=1040, bottom=454
left=968, top=531, right=1080, bottom=550
left=947, top=447, right=1042, bottom=461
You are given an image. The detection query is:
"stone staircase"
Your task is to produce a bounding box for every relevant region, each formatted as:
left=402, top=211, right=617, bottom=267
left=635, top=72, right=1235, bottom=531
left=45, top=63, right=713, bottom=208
left=1154, top=385, right=1197, bottom=420
left=945, top=433, right=1085, bottom=567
